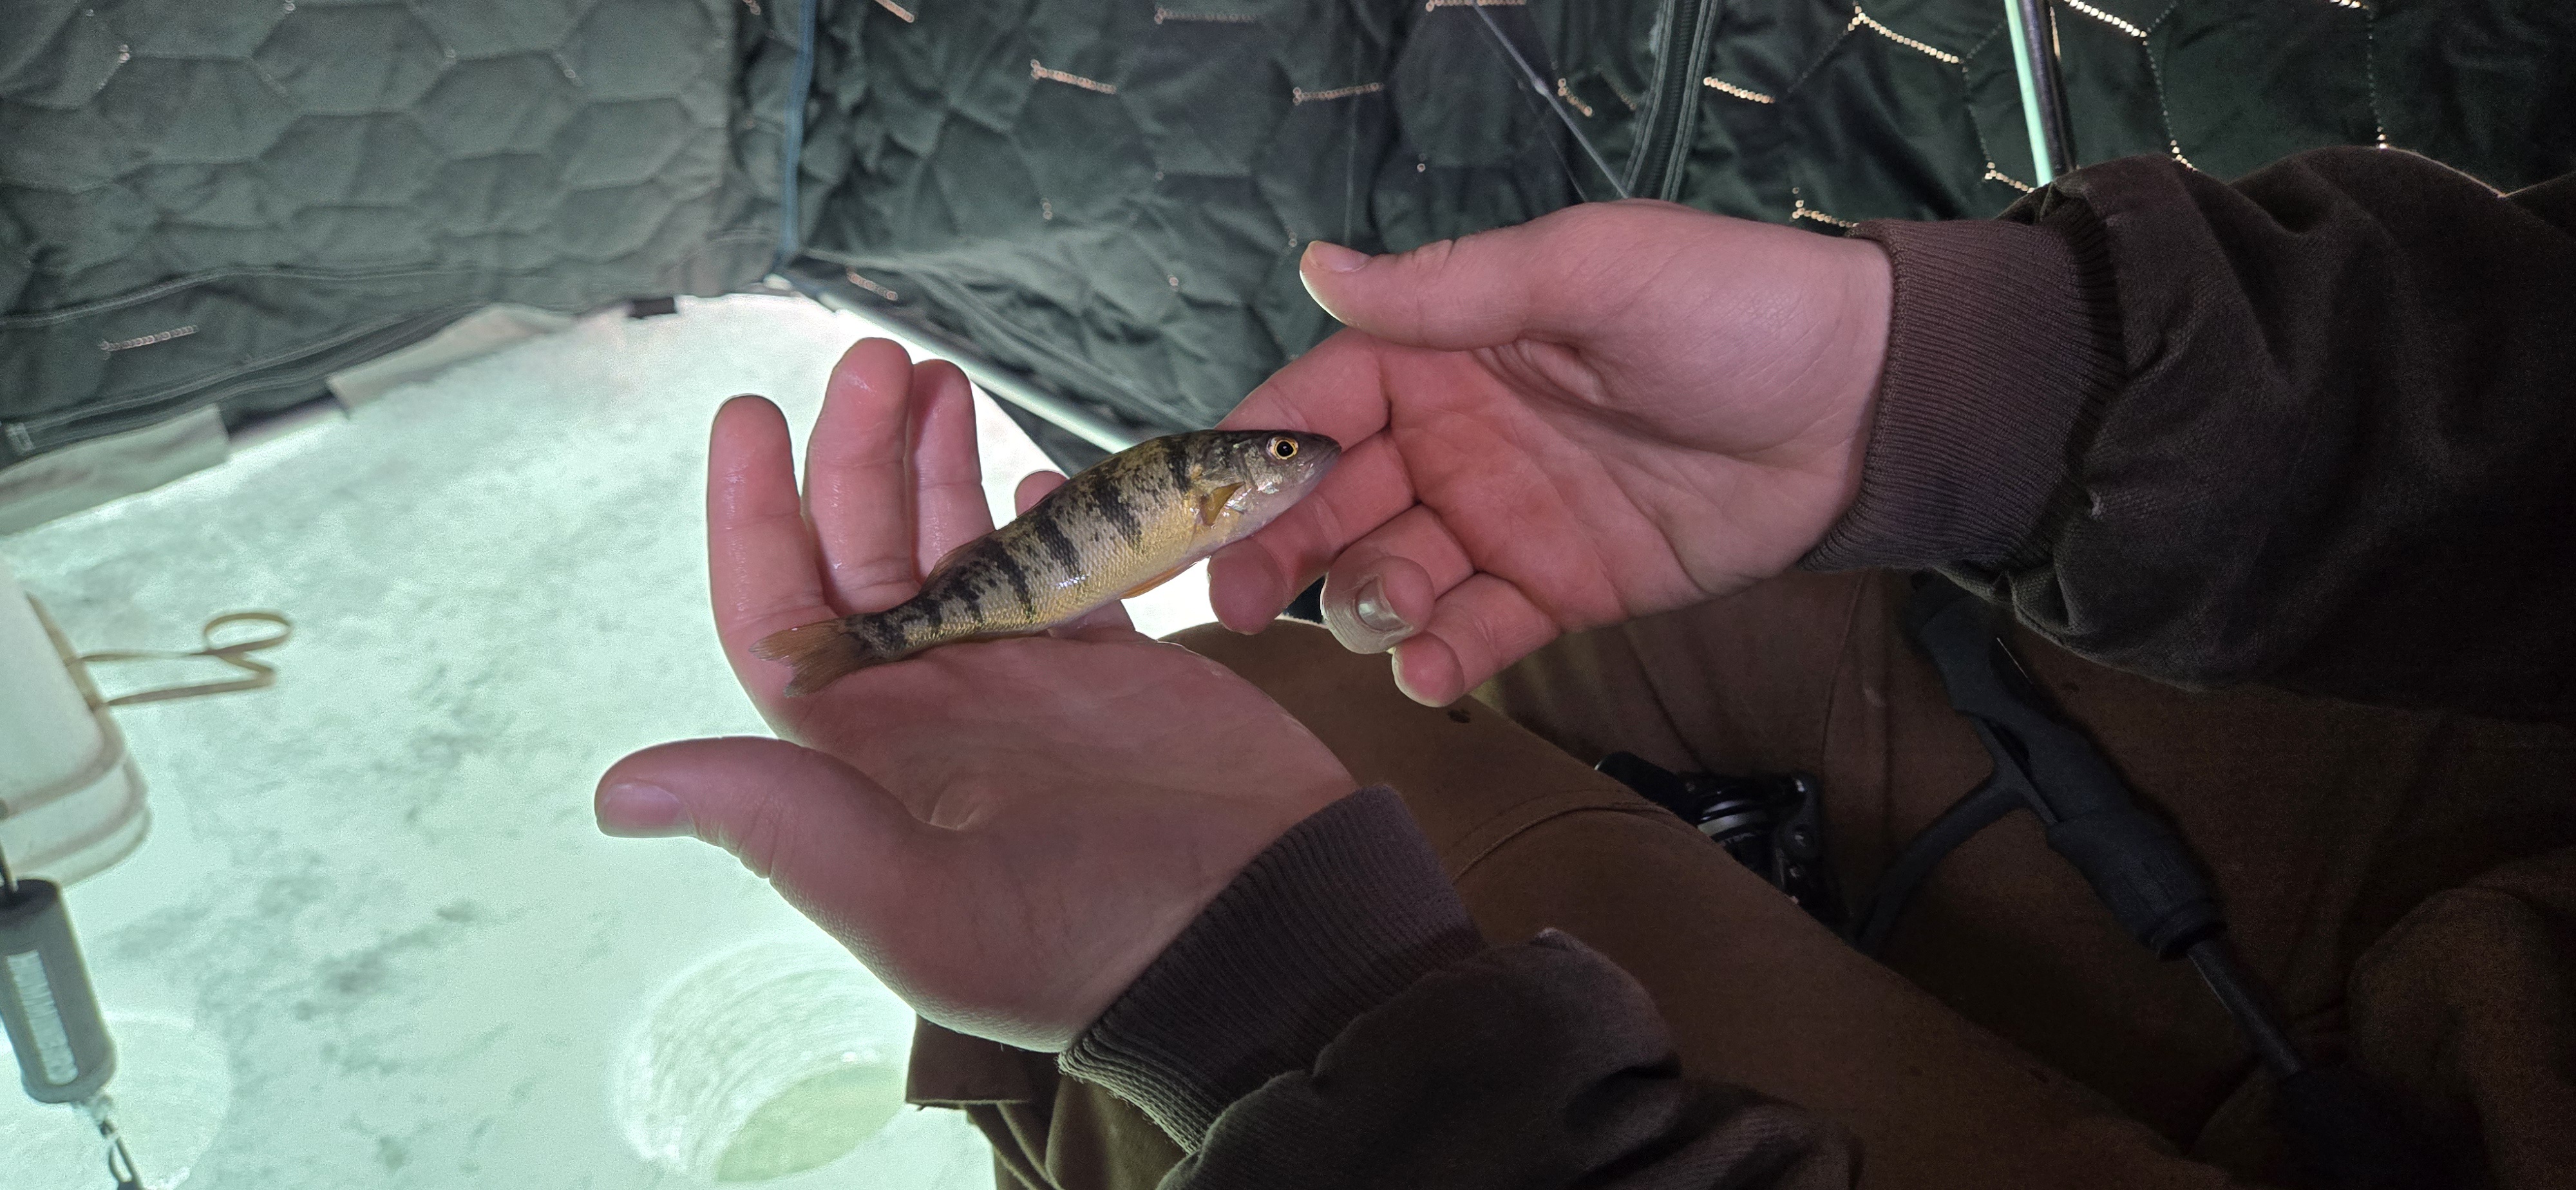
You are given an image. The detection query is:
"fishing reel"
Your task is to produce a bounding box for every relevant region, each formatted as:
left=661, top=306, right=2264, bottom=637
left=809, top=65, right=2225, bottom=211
left=1595, top=753, right=1845, bottom=932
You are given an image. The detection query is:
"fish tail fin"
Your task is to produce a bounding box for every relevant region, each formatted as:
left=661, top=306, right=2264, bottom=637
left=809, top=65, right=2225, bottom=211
left=751, top=618, right=887, bottom=696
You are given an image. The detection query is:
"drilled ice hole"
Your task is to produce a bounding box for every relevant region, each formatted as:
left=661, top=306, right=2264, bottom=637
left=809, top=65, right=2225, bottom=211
left=612, top=934, right=918, bottom=1184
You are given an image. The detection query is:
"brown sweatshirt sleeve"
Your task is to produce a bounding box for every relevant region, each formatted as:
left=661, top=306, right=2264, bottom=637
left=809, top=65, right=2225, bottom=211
left=1063, top=786, right=1855, bottom=1189
left=1813, top=147, right=2576, bottom=720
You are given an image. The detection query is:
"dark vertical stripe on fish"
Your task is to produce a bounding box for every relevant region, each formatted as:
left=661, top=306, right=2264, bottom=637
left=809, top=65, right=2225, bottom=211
left=1033, top=515, right=1084, bottom=576
left=990, top=545, right=1033, bottom=612
left=869, top=616, right=907, bottom=655
left=1162, top=439, right=1191, bottom=496
left=957, top=580, right=983, bottom=624
left=1090, top=475, right=1145, bottom=549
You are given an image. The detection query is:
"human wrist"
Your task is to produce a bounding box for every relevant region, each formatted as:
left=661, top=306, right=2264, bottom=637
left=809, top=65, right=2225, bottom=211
left=1800, top=235, right=1896, bottom=550
left=1800, top=217, right=2121, bottom=571
left=1060, top=786, right=1484, bottom=1148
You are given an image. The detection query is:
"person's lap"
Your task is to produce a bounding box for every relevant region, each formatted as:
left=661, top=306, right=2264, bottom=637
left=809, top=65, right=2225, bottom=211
left=909, top=571, right=2576, bottom=1188
left=1488, top=570, right=2576, bottom=1170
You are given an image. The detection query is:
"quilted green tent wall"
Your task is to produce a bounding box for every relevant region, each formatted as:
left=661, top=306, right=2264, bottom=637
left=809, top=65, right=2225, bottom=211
left=3, top=0, right=2568, bottom=494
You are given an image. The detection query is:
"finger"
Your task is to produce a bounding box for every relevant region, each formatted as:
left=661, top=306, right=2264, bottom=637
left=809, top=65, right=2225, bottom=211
left=1321, top=554, right=1436, bottom=655
left=1203, top=434, right=1415, bottom=630
left=597, top=737, right=939, bottom=935
left=1012, top=471, right=1137, bottom=634
left=1317, top=499, right=1485, bottom=653
left=1295, top=209, right=1615, bottom=351
left=1065, top=617, right=1149, bottom=644
left=910, top=359, right=992, bottom=574
left=1217, top=328, right=1395, bottom=448
left=1012, top=469, right=1063, bottom=517
left=806, top=338, right=925, bottom=614
left=1322, top=502, right=1476, bottom=605
left=1067, top=600, right=1139, bottom=634
left=1385, top=573, right=1562, bottom=706
left=708, top=396, right=837, bottom=668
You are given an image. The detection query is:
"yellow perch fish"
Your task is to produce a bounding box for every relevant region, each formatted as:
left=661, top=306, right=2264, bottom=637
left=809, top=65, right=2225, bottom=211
left=755, top=429, right=1341, bottom=695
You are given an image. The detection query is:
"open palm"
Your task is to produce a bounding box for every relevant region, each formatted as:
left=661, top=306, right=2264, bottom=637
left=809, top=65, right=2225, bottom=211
left=599, top=339, right=1351, bottom=1051
left=1209, top=200, right=1893, bottom=705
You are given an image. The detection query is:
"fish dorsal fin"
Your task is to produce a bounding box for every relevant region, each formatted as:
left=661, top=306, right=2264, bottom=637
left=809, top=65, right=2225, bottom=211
left=1197, top=482, right=1243, bottom=527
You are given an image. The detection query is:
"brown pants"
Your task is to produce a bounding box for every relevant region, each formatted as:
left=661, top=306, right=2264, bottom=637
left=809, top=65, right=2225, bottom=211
left=909, top=571, right=2576, bottom=1189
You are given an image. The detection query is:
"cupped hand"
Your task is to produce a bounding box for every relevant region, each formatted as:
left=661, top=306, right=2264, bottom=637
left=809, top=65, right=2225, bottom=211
left=1209, top=200, right=1893, bottom=705
left=597, top=339, right=1355, bottom=1052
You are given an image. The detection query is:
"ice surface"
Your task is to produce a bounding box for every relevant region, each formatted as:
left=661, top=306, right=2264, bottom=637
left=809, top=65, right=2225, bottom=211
left=0, top=294, right=1219, bottom=1188
left=0, top=1014, right=230, bottom=1189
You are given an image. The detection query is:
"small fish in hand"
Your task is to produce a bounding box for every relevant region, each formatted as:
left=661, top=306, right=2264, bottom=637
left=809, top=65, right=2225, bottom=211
left=755, top=429, right=1341, bottom=695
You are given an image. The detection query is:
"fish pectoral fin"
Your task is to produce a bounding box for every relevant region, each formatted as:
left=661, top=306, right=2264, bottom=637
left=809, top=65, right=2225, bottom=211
left=1197, top=482, right=1243, bottom=527
left=1124, top=565, right=1188, bottom=600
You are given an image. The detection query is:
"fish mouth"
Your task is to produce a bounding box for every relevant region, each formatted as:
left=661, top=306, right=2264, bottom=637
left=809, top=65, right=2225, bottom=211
left=1297, top=433, right=1345, bottom=475
left=1289, top=444, right=1340, bottom=495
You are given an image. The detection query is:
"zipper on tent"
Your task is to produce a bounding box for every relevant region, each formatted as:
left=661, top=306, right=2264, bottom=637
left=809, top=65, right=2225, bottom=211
left=773, top=0, right=821, bottom=270
left=1627, top=0, right=1721, bottom=202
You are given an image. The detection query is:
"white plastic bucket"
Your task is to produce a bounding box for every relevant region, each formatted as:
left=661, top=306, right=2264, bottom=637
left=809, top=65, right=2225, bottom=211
left=0, top=560, right=147, bottom=887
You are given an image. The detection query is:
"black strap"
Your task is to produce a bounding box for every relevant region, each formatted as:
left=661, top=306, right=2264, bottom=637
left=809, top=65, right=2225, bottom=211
left=1863, top=574, right=2438, bottom=1189
left=1891, top=575, right=2221, bottom=956
left=1848, top=776, right=2018, bottom=957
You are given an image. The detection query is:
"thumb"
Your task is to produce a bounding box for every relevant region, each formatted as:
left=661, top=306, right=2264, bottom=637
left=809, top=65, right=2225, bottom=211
left=597, top=737, right=929, bottom=909
left=1297, top=205, right=1627, bottom=350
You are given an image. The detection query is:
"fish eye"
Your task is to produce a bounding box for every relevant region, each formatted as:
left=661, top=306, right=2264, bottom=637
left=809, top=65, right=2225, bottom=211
left=1269, top=437, right=1298, bottom=460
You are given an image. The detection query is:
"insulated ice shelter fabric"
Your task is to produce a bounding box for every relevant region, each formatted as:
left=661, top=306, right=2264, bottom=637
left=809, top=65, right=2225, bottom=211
left=792, top=0, right=2574, bottom=431
left=0, top=0, right=781, bottom=469
left=4, top=0, right=2570, bottom=466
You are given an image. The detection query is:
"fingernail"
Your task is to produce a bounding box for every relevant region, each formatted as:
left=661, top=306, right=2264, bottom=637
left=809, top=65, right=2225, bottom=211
left=598, top=782, right=693, bottom=838
left=1390, top=650, right=1441, bottom=708
left=1352, top=574, right=1408, bottom=634
left=1305, top=241, right=1370, bottom=273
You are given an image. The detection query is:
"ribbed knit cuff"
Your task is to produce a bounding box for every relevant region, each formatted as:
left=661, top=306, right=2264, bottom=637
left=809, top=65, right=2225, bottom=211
left=1801, top=216, right=2121, bottom=571
left=1059, top=786, right=1484, bottom=1150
